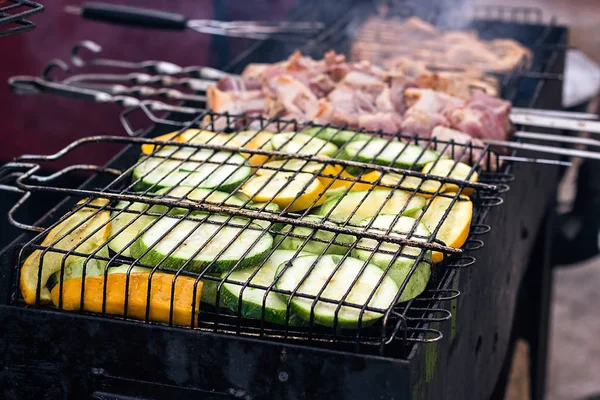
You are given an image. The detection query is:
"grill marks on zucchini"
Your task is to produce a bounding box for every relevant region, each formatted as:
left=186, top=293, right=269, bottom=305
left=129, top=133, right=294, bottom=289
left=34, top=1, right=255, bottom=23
left=275, top=255, right=399, bottom=328
left=341, top=138, right=443, bottom=170
left=130, top=214, right=273, bottom=274
left=318, top=189, right=426, bottom=226
left=132, top=147, right=251, bottom=193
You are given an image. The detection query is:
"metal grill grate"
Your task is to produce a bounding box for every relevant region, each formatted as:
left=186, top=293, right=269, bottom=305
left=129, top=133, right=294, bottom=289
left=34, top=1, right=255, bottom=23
left=0, top=0, right=43, bottom=38
left=2, top=109, right=508, bottom=357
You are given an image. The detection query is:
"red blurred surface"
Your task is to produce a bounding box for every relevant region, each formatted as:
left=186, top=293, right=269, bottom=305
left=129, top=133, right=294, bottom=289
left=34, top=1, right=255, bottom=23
left=0, top=0, right=296, bottom=170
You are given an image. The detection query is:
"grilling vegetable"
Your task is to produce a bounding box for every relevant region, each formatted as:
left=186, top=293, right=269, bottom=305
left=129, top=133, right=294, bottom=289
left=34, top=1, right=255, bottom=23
left=257, top=160, right=364, bottom=192
left=178, top=129, right=241, bottom=146
left=421, top=159, right=478, bottom=195
left=275, top=254, right=399, bottom=328
left=317, top=189, right=426, bottom=225
left=132, top=149, right=251, bottom=193
left=130, top=214, right=273, bottom=273
left=270, top=132, right=339, bottom=157
left=421, top=193, right=473, bottom=263
left=353, top=215, right=432, bottom=302
left=275, top=216, right=356, bottom=255
left=20, top=198, right=111, bottom=304
left=220, top=250, right=309, bottom=326
left=339, top=138, right=443, bottom=170
left=300, top=127, right=372, bottom=146
left=50, top=271, right=202, bottom=325
left=228, top=130, right=275, bottom=166
left=142, top=131, right=185, bottom=155
left=108, top=200, right=155, bottom=257
left=46, top=246, right=109, bottom=290
left=241, top=172, right=326, bottom=212
left=154, top=186, right=246, bottom=214
left=245, top=201, right=282, bottom=231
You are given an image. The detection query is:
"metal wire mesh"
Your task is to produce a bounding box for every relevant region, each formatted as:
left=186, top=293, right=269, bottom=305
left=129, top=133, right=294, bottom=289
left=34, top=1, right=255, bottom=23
left=3, top=110, right=508, bottom=357
left=0, top=0, right=43, bottom=38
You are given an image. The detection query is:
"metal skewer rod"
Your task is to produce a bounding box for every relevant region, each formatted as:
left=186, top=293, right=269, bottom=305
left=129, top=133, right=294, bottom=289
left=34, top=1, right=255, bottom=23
left=512, top=131, right=600, bottom=147
left=510, top=113, right=600, bottom=134
left=498, top=156, right=572, bottom=167
left=485, top=139, right=600, bottom=160
left=511, top=108, right=598, bottom=120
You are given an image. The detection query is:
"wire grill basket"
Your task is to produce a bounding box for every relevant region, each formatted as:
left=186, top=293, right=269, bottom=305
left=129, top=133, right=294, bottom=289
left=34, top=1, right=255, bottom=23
left=1, top=108, right=510, bottom=358
left=0, top=0, right=43, bottom=38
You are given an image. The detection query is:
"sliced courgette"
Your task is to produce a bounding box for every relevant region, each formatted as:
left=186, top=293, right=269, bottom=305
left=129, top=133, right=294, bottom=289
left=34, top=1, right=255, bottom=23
left=108, top=200, right=155, bottom=257
left=270, top=132, right=339, bottom=157
left=220, top=250, right=309, bottom=326
left=132, top=151, right=251, bottom=193
left=317, top=189, right=426, bottom=225
left=130, top=214, right=273, bottom=273
left=353, top=215, right=431, bottom=302
left=340, top=138, right=443, bottom=170
left=275, top=216, right=356, bottom=255
left=154, top=186, right=245, bottom=214
left=301, top=127, right=372, bottom=146
left=275, top=254, right=399, bottom=328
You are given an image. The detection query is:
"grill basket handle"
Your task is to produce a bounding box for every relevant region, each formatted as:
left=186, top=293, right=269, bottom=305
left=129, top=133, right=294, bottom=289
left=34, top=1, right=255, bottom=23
left=0, top=163, right=46, bottom=233
left=67, top=3, right=188, bottom=30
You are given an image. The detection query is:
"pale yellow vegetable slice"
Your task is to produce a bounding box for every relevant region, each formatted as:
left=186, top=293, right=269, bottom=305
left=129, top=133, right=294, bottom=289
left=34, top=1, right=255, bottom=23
left=421, top=160, right=478, bottom=195
left=421, top=193, right=473, bottom=263
left=20, top=198, right=111, bottom=304
left=241, top=172, right=326, bottom=212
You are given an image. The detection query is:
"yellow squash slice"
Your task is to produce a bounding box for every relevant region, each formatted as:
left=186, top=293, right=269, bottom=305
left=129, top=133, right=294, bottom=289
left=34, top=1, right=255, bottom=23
left=421, top=160, right=479, bottom=196
left=51, top=272, right=202, bottom=325
left=421, top=193, right=473, bottom=263
left=241, top=172, right=326, bottom=212
left=142, top=132, right=186, bottom=155
left=20, top=198, right=111, bottom=304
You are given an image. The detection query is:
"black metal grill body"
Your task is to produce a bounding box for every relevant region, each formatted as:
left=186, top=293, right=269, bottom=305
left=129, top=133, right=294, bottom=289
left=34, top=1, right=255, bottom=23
left=0, top=6, right=567, bottom=400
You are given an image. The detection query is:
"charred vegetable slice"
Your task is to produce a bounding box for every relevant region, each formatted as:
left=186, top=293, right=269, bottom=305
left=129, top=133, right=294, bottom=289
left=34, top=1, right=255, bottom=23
left=20, top=198, right=111, bottom=304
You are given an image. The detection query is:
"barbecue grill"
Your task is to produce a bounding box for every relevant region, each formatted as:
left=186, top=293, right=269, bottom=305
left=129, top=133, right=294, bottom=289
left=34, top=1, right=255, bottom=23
left=0, top=2, right=567, bottom=399
left=0, top=0, right=43, bottom=37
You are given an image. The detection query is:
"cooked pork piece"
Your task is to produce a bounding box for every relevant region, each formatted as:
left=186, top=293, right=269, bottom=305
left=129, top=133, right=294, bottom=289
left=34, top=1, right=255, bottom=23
left=208, top=49, right=514, bottom=149
left=402, top=109, right=449, bottom=138
left=352, top=16, right=532, bottom=73
left=404, top=88, right=464, bottom=113
left=445, top=92, right=511, bottom=141
left=265, top=75, right=320, bottom=122
left=207, top=86, right=266, bottom=115
left=359, top=112, right=402, bottom=134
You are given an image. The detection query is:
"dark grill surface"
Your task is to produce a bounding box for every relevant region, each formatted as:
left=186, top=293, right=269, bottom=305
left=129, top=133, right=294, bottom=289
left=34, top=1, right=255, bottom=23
left=0, top=0, right=43, bottom=37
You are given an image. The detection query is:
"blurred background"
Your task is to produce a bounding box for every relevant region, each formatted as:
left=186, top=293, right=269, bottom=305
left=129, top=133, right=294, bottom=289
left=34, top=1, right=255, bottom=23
left=0, top=1, right=599, bottom=399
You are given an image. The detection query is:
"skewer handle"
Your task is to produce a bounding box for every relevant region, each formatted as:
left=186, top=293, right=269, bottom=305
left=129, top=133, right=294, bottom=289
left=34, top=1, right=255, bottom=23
left=66, top=3, right=188, bottom=30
